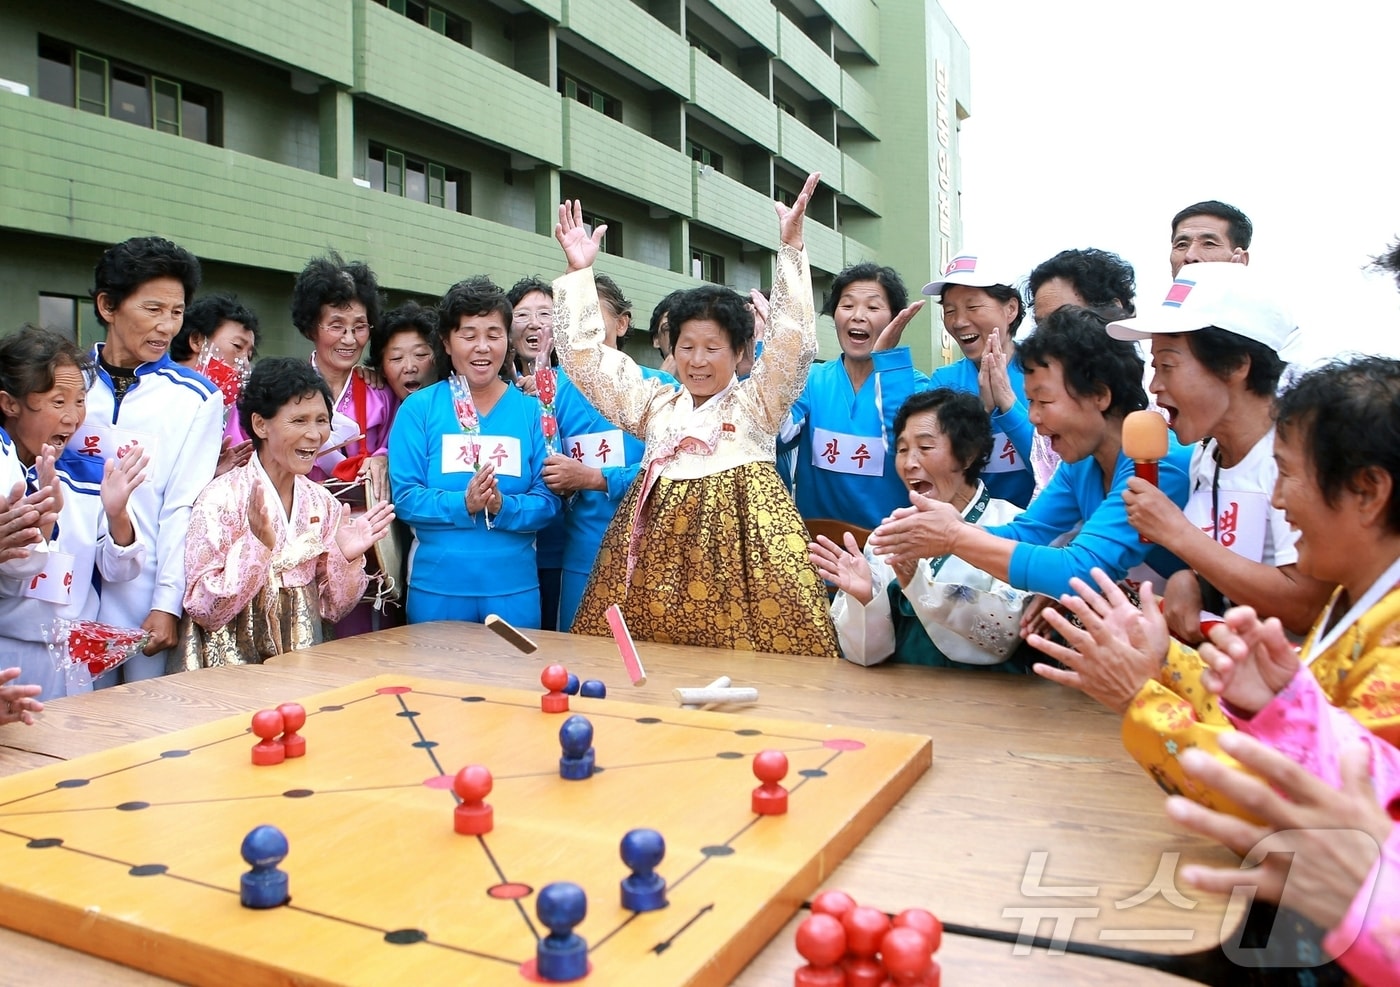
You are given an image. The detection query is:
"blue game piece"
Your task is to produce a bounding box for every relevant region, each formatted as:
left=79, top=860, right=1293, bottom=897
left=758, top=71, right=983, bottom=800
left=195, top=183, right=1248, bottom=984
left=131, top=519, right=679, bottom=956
left=579, top=679, right=606, bottom=699
left=563, top=673, right=580, bottom=696
left=536, top=881, right=588, bottom=982
left=240, top=824, right=289, bottom=909
left=619, top=828, right=668, bottom=912
left=558, top=714, right=595, bottom=781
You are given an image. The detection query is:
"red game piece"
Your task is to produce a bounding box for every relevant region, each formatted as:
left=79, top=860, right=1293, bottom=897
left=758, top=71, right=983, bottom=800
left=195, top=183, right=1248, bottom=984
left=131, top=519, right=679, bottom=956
left=842, top=905, right=891, bottom=987
left=794, top=912, right=847, bottom=987
left=892, top=908, right=942, bottom=954
left=453, top=765, right=494, bottom=835
left=879, top=926, right=933, bottom=987
left=541, top=664, right=570, bottom=714
left=250, top=709, right=285, bottom=766
left=811, top=889, right=857, bottom=922
left=276, top=703, right=307, bottom=758
left=751, top=749, right=789, bottom=815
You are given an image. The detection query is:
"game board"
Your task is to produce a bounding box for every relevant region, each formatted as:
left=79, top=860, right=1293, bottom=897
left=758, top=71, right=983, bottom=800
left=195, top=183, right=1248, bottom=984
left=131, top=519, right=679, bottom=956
left=0, top=675, right=931, bottom=986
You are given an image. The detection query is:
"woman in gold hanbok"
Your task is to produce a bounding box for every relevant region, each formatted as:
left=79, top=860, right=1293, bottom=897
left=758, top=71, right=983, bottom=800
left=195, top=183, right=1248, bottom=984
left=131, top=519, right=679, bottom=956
left=551, top=173, right=839, bottom=658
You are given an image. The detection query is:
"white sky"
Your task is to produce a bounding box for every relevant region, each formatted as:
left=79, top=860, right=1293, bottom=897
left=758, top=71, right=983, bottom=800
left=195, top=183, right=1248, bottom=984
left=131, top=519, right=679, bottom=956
left=935, top=0, right=1400, bottom=365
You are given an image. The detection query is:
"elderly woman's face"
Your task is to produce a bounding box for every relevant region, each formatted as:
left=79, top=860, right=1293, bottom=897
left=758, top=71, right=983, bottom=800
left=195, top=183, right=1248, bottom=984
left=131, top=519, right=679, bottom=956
left=895, top=409, right=968, bottom=500
left=313, top=301, right=370, bottom=379
left=2, top=362, right=88, bottom=465
left=941, top=285, right=1019, bottom=363
left=446, top=312, right=509, bottom=390
left=381, top=329, right=436, bottom=402
left=510, top=290, right=552, bottom=365
left=672, top=318, right=740, bottom=408
left=255, top=391, right=331, bottom=478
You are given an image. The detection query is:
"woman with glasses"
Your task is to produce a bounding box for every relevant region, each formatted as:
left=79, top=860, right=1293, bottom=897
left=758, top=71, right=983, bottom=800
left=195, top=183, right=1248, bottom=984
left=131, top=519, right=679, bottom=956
left=291, top=252, right=397, bottom=635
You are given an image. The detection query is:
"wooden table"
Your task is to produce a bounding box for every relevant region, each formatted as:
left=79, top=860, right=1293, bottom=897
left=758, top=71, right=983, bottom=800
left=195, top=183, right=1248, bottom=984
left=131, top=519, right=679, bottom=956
left=0, top=622, right=1240, bottom=984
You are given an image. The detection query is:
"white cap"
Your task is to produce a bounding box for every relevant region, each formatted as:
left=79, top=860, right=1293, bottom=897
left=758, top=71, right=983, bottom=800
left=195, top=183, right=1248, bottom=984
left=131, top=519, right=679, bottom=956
left=921, top=251, right=1016, bottom=297
left=1106, top=262, right=1293, bottom=354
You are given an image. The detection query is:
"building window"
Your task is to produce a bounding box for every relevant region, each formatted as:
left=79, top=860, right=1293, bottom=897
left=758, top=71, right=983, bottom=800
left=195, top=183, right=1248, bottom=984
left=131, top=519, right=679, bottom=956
left=375, top=0, right=471, bottom=46
left=37, top=39, right=219, bottom=145
left=580, top=211, right=622, bottom=257
left=368, top=143, right=469, bottom=212
left=691, top=249, right=724, bottom=284
left=688, top=141, right=724, bottom=173
left=38, top=293, right=98, bottom=345
left=558, top=72, right=622, bottom=121
left=775, top=95, right=797, bottom=117
left=775, top=181, right=800, bottom=207
left=687, top=35, right=722, bottom=64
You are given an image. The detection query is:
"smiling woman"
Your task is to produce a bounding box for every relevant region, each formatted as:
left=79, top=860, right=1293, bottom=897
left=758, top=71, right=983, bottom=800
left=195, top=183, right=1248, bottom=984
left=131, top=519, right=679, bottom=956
left=177, top=358, right=390, bottom=670
left=0, top=325, right=148, bottom=700
left=549, top=174, right=840, bottom=658
left=386, top=276, right=560, bottom=629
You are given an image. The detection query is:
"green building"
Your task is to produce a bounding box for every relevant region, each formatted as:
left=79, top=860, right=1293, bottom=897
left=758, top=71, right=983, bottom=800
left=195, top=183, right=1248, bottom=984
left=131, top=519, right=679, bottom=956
left=0, top=0, right=969, bottom=369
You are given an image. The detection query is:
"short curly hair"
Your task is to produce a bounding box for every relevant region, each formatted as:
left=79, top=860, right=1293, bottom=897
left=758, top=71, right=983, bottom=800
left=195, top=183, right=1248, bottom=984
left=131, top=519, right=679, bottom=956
left=290, top=252, right=381, bottom=342
left=824, top=262, right=909, bottom=318
left=1016, top=305, right=1146, bottom=419
left=370, top=300, right=437, bottom=372
left=237, top=356, right=333, bottom=449
left=435, top=276, right=511, bottom=379
left=1276, top=355, right=1400, bottom=533
left=893, top=388, right=993, bottom=485
left=1027, top=248, right=1136, bottom=317
left=666, top=285, right=753, bottom=353
left=91, top=236, right=201, bottom=327
left=172, top=293, right=261, bottom=363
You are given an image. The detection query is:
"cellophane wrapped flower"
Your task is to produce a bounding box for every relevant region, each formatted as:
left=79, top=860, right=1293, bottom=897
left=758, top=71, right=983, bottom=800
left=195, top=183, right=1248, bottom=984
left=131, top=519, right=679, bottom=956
left=45, top=618, right=151, bottom=691
left=534, top=358, right=559, bottom=455
left=196, top=340, right=252, bottom=426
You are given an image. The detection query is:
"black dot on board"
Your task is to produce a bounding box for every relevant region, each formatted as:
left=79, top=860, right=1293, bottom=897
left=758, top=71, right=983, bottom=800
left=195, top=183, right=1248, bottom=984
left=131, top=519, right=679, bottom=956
left=397, top=710, right=420, bottom=718
left=716, top=752, right=744, bottom=760
left=635, top=717, right=661, bottom=725
left=116, top=801, right=150, bottom=811
left=734, top=729, right=762, bottom=737
left=129, top=864, right=167, bottom=877
left=799, top=769, right=827, bottom=779
left=283, top=789, right=314, bottom=799
left=26, top=838, right=62, bottom=849
left=55, top=779, right=89, bottom=789
left=159, top=750, right=190, bottom=759
left=385, top=929, right=428, bottom=945
left=412, top=741, right=438, bottom=749
left=461, top=696, right=486, bottom=703
left=319, top=705, right=344, bottom=712
left=700, top=845, right=734, bottom=857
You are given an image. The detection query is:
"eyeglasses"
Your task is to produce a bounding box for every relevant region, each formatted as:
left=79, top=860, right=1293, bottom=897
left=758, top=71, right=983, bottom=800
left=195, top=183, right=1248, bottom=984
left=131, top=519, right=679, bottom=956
left=511, top=309, right=552, bottom=325
left=319, top=320, right=371, bottom=337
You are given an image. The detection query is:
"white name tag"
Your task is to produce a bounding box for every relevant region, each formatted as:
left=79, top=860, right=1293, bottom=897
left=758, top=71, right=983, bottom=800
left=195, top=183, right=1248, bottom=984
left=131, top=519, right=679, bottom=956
left=1185, top=489, right=1268, bottom=562
left=22, top=547, right=76, bottom=604
left=70, top=424, right=156, bottom=469
left=440, top=434, right=523, bottom=478
left=982, top=431, right=1023, bottom=474
left=564, top=429, right=626, bottom=469
left=810, top=427, right=885, bottom=477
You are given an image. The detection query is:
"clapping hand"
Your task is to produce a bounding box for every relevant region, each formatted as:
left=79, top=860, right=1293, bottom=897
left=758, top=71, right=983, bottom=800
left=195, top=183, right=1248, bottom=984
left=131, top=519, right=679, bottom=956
left=335, top=501, right=396, bottom=562
left=809, top=532, right=875, bottom=605
left=976, top=328, right=1016, bottom=414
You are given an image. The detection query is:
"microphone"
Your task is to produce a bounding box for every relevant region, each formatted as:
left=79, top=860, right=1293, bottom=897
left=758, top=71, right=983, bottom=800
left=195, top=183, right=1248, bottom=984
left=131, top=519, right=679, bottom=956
left=1122, top=410, right=1169, bottom=544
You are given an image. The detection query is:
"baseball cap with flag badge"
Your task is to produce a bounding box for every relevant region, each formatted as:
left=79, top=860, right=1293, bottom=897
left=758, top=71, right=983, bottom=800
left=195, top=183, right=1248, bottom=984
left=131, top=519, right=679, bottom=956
left=1105, top=262, right=1294, bottom=354
left=922, top=251, right=1017, bottom=297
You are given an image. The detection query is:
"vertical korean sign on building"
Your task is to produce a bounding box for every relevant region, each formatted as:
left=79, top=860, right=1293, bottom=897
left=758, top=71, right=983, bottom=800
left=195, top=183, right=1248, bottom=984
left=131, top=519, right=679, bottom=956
left=934, top=60, right=955, bottom=364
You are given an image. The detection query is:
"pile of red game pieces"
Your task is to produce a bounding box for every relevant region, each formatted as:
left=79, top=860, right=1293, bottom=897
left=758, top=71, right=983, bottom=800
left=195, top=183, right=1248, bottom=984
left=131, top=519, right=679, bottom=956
left=796, top=890, right=942, bottom=987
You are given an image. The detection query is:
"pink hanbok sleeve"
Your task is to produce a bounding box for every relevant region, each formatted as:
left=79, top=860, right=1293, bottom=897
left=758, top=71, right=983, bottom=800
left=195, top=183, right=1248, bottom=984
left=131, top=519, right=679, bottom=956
left=183, top=469, right=273, bottom=631
left=1224, top=668, right=1400, bottom=984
